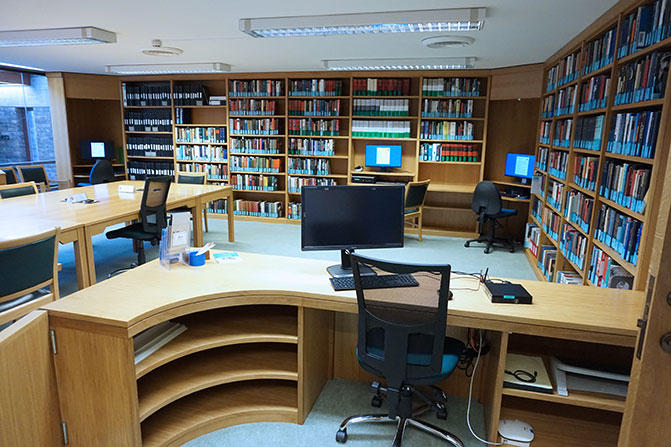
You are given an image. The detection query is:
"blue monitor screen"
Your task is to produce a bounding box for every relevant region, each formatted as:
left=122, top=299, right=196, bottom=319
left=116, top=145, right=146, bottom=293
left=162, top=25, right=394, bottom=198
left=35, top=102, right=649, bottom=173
left=365, top=145, right=402, bottom=168
left=504, top=153, right=535, bottom=179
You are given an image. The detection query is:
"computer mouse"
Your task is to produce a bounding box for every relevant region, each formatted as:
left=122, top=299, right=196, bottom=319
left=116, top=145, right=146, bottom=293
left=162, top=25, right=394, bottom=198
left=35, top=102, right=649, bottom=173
left=354, top=166, right=364, bottom=172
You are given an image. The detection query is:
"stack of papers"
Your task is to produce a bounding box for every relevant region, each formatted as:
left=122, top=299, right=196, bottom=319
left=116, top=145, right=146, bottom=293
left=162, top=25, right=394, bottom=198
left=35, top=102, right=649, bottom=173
left=133, top=321, right=187, bottom=364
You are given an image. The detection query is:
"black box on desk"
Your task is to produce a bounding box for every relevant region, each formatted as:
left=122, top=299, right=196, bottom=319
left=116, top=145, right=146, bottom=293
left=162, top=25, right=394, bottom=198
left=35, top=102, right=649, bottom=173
left=484, top=281, right=533, bottom=304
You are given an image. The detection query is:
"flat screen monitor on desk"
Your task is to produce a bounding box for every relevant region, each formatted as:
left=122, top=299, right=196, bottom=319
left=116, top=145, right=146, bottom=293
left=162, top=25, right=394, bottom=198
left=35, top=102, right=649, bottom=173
left=301, top=185, right=405, bottom=277
left=504, top=152, right=535, bottom=184
left=365, top=145, right=402, bottom=170
left=81, top=141, right=114, bottom=160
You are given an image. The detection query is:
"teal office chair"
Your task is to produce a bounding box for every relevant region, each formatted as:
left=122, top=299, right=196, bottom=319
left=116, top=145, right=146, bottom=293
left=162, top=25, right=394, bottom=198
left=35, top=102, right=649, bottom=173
left=336, top=254, right=465, bottom=447
left=78, top=160, right=117, bottom=186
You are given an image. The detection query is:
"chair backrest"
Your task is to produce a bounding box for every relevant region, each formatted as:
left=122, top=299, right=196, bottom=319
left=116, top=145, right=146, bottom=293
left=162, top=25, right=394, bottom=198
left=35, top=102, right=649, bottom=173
left=2, top=167, right=17, bottom=184
left=176, top=172, right=207, bottom=185
left=140, top=176, right=172, bottom=236
left=405, top=179, right=430, bottom=209
left=89, top=160, right=117, bottom=185
left=0, top=228, right=60, bottom=327
left=351, top=253, right=451, bottom=386
left=472, top=181, right=502, bottom=216
left=16, top=165, right=48, bottom=185
left=0, top=182, right=39, bottom=199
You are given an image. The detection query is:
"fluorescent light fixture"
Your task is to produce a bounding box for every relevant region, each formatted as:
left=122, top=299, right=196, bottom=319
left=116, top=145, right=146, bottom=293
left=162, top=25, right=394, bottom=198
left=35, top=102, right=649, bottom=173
left=105, top=62, right=230, bottom=74
left=0, top=27, right=116, bottom=47
left=240, top=8, right=486, bottom=38
left=0, top=62, right=44, bottom=72
left=322, top=57, right=475, bottom=71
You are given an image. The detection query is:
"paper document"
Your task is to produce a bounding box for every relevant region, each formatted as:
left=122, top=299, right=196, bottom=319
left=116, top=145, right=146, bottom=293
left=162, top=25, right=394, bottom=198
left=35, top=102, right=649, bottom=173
left=376, top=147, right=391, bottom=165
left=214, top=252, right=241, bottom=263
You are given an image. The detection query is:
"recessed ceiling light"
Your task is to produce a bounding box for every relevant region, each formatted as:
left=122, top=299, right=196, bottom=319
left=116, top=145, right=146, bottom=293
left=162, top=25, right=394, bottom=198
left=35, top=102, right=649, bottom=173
left=422, top=36, right=475, bottom=48
left=105, top=62, right=230, bottom=74
left=240, top=8, right=486, bottom=38
left=322, top=57, right=475, bottom=71
left=0, top=27, right=116, bottom=47
left=142, top=40, right=183, bottom=57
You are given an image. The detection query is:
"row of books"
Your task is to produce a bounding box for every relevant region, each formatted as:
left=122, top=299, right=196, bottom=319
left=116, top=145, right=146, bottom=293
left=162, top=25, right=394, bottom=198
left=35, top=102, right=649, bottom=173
left=229, top=118, right=281, bottom=135
left=288, top=79, right=344, bottom=97
left=177, top=162, right=228, bottom=180
left=288, top=138, right=335, bottom=156
left=618, top=2, right=671, bottom=58
left=351, top=120, right=410, bottom=138
left=288, top=176, right=337, bottom=193
left=547, top=180, right=564, bottom=211
left=206, top=199, right=227, bottom=214
left=176, top=145, right=226, bottom=162
left=531, top=196, right=543, bottom=222
left=542, top=207, right=561, bottom=241
left=541, top=96, right=554, bottom=119
left=288, top=118, right=341, bottom=136
left=525, top=223, right=541, bottom=256
left=419, top=143, right=479, bottom=162
left=594, top=205, right=643, bottom=265
left=539, top=121, right=551, bottom=144
left=607, top=110, right=661, bottom=158
left=548, top=150, right=568, bottom=180
left=600, top=161, right=650, bottom=214
left=547, top=50, right=580, bottom=91
left=353, top=99, right=409, bottom=116
left=419, top=121, right=474, bottom=140
left=229, top=99, right=278, bottom=116
left=230, top=174, right=280, bottom=191
left=588, top=246, right=634, bottom=289
left=581, top=27, right=616, bottom=75
left=421, top=99, right=474, bottom=118
left=573, top=155, right=599, bottom=191
left=128, top=161, right=174, bottom=180
left=538, top=245, right=557, bottom=281
left=553, top=119, right=572, bottom=148
left=287, top=201, right=302, bottom=220
left=579, top=74, right=609, bottom=112
left=175, top=127, right=227, bottom=144
left=421, top=78, right=481, bottom=97
left=557, top=271, right=582, bottom=285
left=536, top=146, right=548, bottom=171
left=233, top=200, right=283, bottom=218
left=174, top=107, right=195, bottom=125
left=613, top=51, right=670, bottom=105
left=353, top=78, right=411, bottom=96
left=230, top=137, right=281, bottom=154
left=289, top=99, right=341, bottom=116
left=172, top=84, right=209, bottom=106
left=230, top=156, right=282, bottom=173
left=122, top=83, right=170, bottom=107
left=560, top=223, right=587, bottom=270
left=564, top=189, right=593, bottom=234
left=535, top=174, right=547, bottom=199
left=126, top=136, right=173, bottom=158
left=287, top=158, right=332, bottom=175
left=574, top=115, right=604, bottom=150
left=229, top=80, right=283, bottom=97
left=124, top=110, right=172, bottom=132
left=555, top=85, right=577, bottom=116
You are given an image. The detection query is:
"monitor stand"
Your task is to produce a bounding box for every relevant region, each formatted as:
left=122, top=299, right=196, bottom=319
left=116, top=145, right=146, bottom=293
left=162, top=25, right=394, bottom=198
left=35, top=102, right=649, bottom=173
left=327, top=249, right=376, bottom=278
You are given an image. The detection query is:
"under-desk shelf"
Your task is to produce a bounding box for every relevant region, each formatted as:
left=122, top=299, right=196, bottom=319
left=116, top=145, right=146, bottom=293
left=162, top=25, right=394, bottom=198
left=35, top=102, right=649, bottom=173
left=501, top=387, right=625, bottom=413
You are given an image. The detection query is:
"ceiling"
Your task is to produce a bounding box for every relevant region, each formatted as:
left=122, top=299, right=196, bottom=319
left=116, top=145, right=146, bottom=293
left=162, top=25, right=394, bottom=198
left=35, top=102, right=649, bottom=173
left=0, top=0, right=619, bottom=74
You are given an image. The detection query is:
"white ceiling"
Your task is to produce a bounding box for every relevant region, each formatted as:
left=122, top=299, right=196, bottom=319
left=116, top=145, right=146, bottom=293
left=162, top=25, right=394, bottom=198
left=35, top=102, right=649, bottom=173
left=0, top=0, right=618, bottom=74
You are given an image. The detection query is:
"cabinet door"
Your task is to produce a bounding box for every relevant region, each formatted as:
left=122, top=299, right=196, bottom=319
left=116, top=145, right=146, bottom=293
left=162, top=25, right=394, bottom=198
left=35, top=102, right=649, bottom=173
left=0, top=311, right=63, bottom=446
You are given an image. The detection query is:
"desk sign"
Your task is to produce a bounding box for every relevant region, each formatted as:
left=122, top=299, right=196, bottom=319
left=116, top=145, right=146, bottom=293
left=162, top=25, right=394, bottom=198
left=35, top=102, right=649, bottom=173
left=118, top=184, right=136, bottom=194
left=65, top=193, right=89, bottom=203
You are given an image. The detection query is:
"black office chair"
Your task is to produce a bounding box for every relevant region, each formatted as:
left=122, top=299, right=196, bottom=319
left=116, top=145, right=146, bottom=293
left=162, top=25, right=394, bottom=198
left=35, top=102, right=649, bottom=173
left=106, top=177, right=171, bottom=270
left=174, top=172, right=209, bottom=232
left=464, top=181, right=517, bottom=254
left=336, top=254, right=465, bottom=447
left=16, top=164, right=58, bottom=191
left=2, top=167, right=17, bottom=184
left=89, top=160, right=117, bottom=185
left=404, top=179, right=430, bottom=242
left=0, top=181, right=39, bottom=199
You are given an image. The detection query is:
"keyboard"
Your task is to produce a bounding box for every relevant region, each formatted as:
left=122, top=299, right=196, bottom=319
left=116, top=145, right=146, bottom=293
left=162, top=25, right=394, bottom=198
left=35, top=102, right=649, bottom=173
left=330, top=274, right=419, bottom=291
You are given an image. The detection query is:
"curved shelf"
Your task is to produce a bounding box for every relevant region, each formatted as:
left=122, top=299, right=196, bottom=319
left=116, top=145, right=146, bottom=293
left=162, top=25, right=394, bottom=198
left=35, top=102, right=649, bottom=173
left=141, top=380, right=298, bottom=447
left=501, top=387, right=624, bottom=413
left=137, top=344, right=298, bottom=421
left=136, top=306, right=298, bottom=378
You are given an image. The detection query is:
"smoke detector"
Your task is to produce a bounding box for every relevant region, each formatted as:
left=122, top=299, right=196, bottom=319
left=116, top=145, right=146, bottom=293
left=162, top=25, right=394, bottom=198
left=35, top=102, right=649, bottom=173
left=142, top=40, right=183, bottom=57
left=422, top=35, right=475, bottom=49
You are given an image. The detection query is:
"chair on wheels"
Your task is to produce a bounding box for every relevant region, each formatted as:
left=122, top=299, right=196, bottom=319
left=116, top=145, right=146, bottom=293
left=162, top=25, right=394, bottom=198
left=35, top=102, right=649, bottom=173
left=464, top=181, right=517, bottom=254
left=0, top=181, right=39, bottom=199
left=336, top=253, right=465, bottom=447
left=174, top=172, right=209, bottom=232
left=0, top=228, right=60, bottom=331
left=16, top=165, right=59, bottom=191
left=106, top=176, right=171, bottom=270
left=80, top=160, right=117, bottom=186
left=404, top=179, right=430, bottom=242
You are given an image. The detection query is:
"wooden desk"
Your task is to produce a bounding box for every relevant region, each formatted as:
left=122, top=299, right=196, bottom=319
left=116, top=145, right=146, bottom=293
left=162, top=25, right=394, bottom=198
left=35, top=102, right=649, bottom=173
left=41, top=252, right=644, bottom=447
left=0, top=181, right=234, bottom=288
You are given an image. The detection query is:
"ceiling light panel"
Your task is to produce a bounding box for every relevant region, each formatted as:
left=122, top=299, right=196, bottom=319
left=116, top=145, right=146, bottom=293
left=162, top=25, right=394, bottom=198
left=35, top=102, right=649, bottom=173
left=322, top=57, right=475, bottom=71
left=240, top=8, right=486, bottom=38
left=0, top=27, right=116, bottom=47
left=105, top=63, right=230, bottom=75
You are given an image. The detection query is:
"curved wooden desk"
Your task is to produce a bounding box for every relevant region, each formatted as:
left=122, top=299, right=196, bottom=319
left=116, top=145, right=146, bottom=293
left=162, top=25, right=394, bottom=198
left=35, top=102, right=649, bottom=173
left=43, top=252, right=644, bottom=447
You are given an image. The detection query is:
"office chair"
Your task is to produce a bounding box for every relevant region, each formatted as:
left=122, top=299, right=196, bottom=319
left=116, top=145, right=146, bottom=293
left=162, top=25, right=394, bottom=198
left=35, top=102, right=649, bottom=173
left=89, top=160, right=117, bottom=185
left=1, top=167, right=17, bottom=184
left=0, top=181, right=39, bottom=199
left=336, top=253, right=465, bottom=447
left=464, top=181, right=517, bottom=254
left=404, top=179, right=430, bottom=242
left=0, top=227, right=60, bottom=331
left=106, top=177, right=171, bottom=272
left=16, top=165, right=58, bottom=192
left=174, top=172, right=209, bottom=232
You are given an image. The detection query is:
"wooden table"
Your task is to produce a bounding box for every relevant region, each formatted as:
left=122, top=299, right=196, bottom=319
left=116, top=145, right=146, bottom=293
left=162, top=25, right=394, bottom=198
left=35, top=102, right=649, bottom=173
left=0, top=181, right=234, bottom=288
left=39, top=252, right=644, bottom=447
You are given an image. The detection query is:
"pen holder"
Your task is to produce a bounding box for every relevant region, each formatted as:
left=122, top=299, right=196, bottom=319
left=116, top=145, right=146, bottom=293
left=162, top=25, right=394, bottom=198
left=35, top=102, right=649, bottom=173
left=187, top=250, right=206, bottom=267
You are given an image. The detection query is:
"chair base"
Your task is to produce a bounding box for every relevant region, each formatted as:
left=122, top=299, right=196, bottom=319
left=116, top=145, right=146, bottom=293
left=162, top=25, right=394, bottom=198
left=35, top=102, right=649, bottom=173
left=464, top=236, right=515, bottom=254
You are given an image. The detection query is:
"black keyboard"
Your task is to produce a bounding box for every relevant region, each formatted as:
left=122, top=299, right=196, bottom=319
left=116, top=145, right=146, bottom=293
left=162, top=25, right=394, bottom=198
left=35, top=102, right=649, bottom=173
left=330, top=274, right=419, bottom=291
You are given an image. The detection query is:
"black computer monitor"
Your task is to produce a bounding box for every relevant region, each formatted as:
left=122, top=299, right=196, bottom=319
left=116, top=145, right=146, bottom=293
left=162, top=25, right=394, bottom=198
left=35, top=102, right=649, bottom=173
left=504, top=152, right=535, bottom=183
left=80, top=141, right=114, bottom=160
left=301, top=185, right=405, bottom=277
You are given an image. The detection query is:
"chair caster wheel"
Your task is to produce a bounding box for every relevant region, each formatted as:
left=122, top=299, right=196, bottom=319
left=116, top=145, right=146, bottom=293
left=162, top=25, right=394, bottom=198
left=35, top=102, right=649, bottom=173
left=484, top=247, right=491, bottom=254
left=510, top=248, right=515, bottom=253
left=336, top=429, right=348, bottom=443
left=371, top=395, right=383, bottom=407
left=464, top=241, right=470, bottom=247
left=371, top=381, right=381, bottom=394
left=433, top=388, right=448, bottom=402
left=435, top=402, right=447, bottom=420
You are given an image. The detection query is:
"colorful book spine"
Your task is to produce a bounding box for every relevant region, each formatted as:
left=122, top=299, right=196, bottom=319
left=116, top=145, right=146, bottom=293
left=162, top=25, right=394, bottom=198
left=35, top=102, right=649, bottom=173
left=176, top=145, right=227, bottom=162
left=421, top=99, right=473, bottom=118
left=555, top=85, right=577, bottom=116
left=560, top=223, right=587, bottom=270
left=594, top=204, right=643, bottom=265
left=229, top=118, right=281, bottom=135
left=613, top=50, right=671, bottom=105
left=288, top=138, right=335, bottom=156
left=230, top=174, right=280, bottom=191
left=230, top=156, right=282, bottom=173
left=176, top=127, right=227, bottom=143
left=354, top=99, right=409, bottom=116
left=177, top=162, right=228, bottom=180
left=419, top=121, right=473, bottom=140
left=287, top=201, right=302, bottom=219
left=607, top=110, right=661, bottom=158
left=581, top=27, right=616, bottom=75
left=354, top=78, right=411, bottom=96
left=287, top=157, right=331, bottom=175
left=288, top=79, right=343, bottom=96
left=536, top=146, right=548, bottom=171
left=229, top=99, right=277, bottom=115
left=230, top=137, right=281, bottom=154
left=548, top=150, right=568, bottom=180
left=229, top=80, right=283, bottom=97
left=564, top=189, right=593, bottom=234
left=288, top=176, right=336, bottom=193
left=553, top=119, right=572, bottom=148
left=289, top=99, right=341, bottom=116
left=419, top=143, right=479, bottom=162
left=573, top=115, right=604, bottom=150
left=288, top=118, right=341, bottom=136
left=599, top=160, right=651, bottom=214
left=421, top=78, right=481, bottom=96
left=573, top=156, right=599, bottom=191
left=233, top=199, right=283, bottom=218
left=352, top=120, right=410, bottom=138
left=579, top=74, right=610, bottom=111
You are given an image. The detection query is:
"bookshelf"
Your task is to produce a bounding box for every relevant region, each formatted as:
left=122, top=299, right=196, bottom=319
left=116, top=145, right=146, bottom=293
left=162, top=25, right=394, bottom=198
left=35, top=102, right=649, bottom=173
left=526, top=0, right=671, bottom=294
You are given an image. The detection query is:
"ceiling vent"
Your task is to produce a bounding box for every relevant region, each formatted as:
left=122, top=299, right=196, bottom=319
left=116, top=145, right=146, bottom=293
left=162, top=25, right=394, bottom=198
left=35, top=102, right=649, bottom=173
left=421, top=35, right=475, bottom=48
left=142, top=39, right=183, bottom=57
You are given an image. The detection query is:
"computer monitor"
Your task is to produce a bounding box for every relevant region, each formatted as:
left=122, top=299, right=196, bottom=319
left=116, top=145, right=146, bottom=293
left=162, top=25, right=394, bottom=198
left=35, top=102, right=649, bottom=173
left=365, top=144, right=402, bottom=170
left=504, top=152, right=535, bottom=183
left=81, top=141, right=114, bottom=160
left=301, top=185, right=405, bottom=277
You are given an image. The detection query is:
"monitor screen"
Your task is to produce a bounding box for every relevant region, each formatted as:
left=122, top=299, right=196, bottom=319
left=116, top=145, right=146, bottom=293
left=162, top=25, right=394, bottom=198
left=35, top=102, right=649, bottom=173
left=365, top=145, right=402, bottom=168
left=81, top=141, right=114, bottom=160
left=504, top=153, right=535, bottom=179
left=301, top=185, right=405, bottom=251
